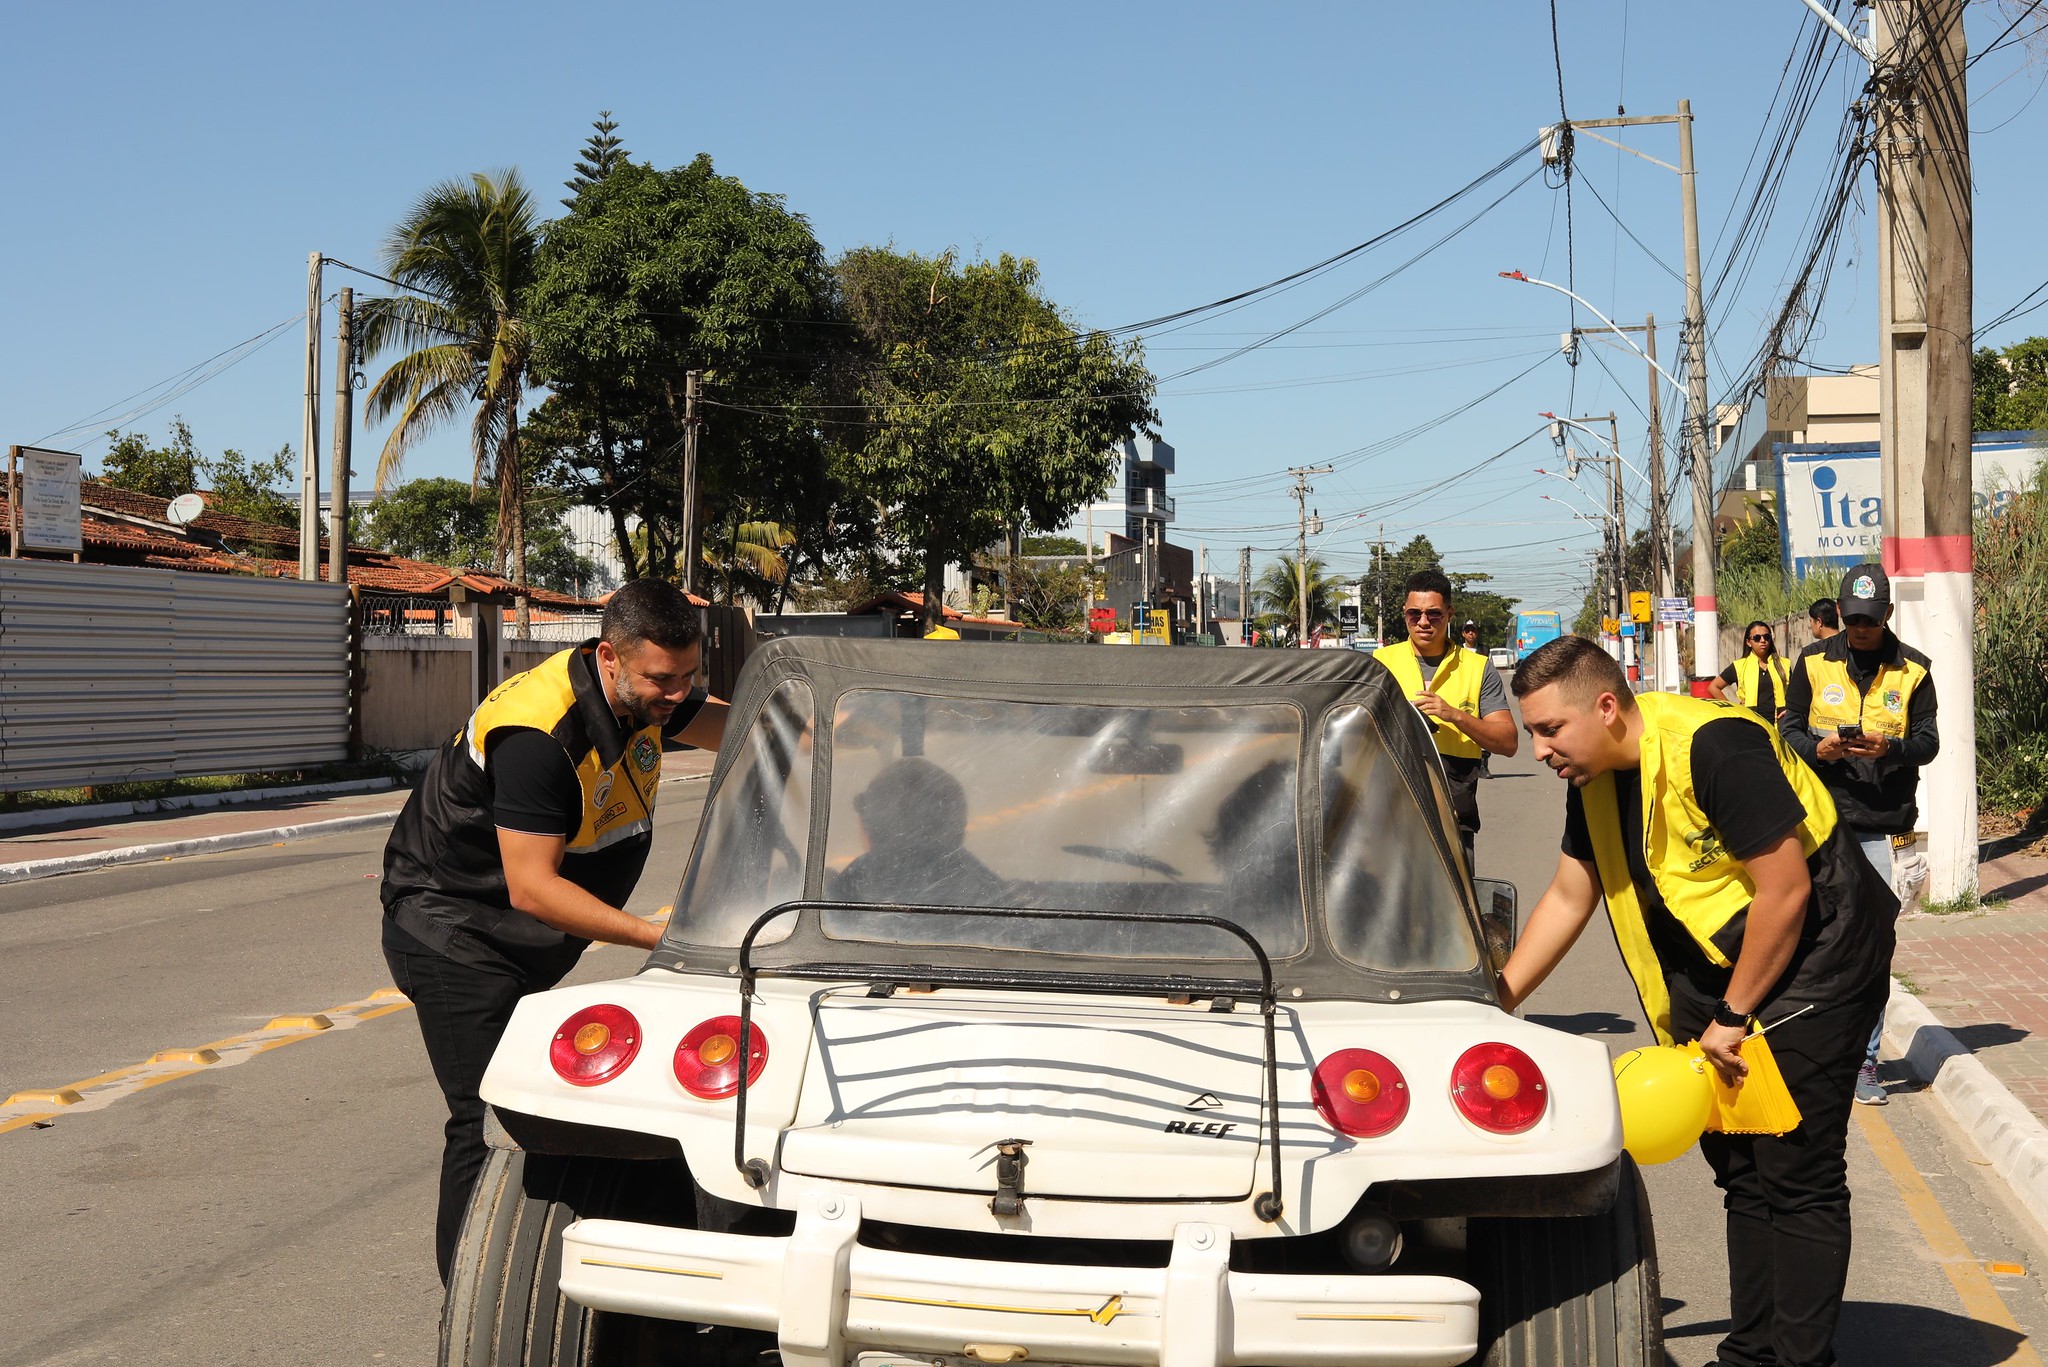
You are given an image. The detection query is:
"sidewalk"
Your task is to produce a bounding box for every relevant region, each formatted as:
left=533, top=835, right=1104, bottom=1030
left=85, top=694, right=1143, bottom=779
left=0, top=748, right=718, bottom=885
left=1893, top=849, right=2048, bottom=1116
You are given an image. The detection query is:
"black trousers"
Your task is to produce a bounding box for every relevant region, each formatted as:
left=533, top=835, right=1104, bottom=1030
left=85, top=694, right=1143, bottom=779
left=383, top=918, right=550, bottom=1284
left=1669, top=982, right=1885, bottom=1367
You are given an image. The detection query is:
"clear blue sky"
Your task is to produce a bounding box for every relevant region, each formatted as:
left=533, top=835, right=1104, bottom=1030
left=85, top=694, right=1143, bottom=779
left=4, top=1, right=2043, bottom=614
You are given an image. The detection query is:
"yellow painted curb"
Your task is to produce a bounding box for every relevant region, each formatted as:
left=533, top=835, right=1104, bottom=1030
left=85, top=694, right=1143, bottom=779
left=147, top=1048, right=221, bottom=1066
left=266, top=1014, right=333, bottom=1032
left=6, top=1088, right=84, bottom=1107
left=368, top=987, right=409, bottom=1003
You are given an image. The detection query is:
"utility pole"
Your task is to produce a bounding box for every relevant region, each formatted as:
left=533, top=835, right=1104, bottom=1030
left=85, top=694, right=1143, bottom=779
left=1874, top=0, right=1976, bottom=899
left=1540, top=105, right=1713, bottom=679
left=327, top=288, right=354, bottom=588
left=1678, top=98, right=1718, bottom=684
left=1289, top=465, right=1332, bottom=648
left=1198, top=544, right=1210, bottom=639
left=300, top=252, right=324, bottom=581
left=1370, top=523, right=1390, bottom=643
left=1644, top=314, right=1680, bottom=691
left=680, top=370, right=701, bottom=596
left=1238, top=546, right=1251, bottom=646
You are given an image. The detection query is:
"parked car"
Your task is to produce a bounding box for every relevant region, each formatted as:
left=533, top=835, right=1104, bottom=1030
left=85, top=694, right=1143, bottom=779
left=455, top=638, right=1652, bottom=1367
left=1488, top=647, right=1516, bottom=670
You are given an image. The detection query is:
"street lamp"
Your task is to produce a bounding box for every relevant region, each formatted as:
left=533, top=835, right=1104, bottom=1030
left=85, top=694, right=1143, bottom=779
left=1502, top=269, right=1719, bottom=681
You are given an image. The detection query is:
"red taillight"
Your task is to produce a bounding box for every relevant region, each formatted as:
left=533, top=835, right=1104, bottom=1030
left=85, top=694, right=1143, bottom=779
left=1450, top=1042, right=1547, bottom=1134
left=1310, top=1048, right=1410, bottom=1138
left=550, top=1004, right=641, bottom=1086
left=674, top=1015, right=768, bottom=1099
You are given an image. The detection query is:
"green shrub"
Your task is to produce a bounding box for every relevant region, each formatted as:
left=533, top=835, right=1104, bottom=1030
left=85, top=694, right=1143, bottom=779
left=1976, top=460, right=2048, bottom=816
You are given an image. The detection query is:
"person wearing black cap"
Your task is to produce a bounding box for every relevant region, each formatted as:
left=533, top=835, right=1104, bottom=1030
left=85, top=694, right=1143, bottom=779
left=1781, top=562, right=1938, bottom=1106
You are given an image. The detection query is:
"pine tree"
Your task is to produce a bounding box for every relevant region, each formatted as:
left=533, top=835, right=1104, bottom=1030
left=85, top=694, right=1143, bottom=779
left=563, top=111, right=627, bottom=206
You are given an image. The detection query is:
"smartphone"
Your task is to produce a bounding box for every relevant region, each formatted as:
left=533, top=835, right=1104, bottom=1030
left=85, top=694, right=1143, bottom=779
left=1836, top=723, right=1864, bottom=740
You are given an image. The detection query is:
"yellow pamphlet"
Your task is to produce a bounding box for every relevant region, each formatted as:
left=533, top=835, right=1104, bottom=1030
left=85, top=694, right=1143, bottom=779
left=1686, top=1034, right=1803, bottom=1136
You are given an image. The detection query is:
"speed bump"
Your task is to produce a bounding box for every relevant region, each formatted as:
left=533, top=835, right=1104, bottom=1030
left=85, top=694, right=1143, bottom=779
left=265, top=1014, right=333, bottom=1032
left=147, top=1048, right=221, bottom=1065
left=368, top=988, right=409, bottom=1003
left=6, top=1088, right=83, bottom=1107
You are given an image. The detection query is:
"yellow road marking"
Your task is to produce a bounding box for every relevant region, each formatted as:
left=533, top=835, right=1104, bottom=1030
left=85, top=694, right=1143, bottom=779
left=1856, top=1106, right=2044, bottom=1365
left=0, top=989, right=416, bottom=1140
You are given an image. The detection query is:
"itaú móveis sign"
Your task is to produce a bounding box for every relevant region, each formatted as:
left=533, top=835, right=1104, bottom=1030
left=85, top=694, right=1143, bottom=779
left=1774, top=433, right=2044, bottom=580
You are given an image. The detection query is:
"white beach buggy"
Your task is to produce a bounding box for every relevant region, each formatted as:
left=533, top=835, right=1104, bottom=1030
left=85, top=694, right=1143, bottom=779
left=453, top=638, right=1654, bottom=1367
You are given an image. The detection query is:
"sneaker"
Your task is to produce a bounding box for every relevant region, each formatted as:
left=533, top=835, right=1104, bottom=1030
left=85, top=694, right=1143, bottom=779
left=1855, top=1062, right=1887, bottom=1105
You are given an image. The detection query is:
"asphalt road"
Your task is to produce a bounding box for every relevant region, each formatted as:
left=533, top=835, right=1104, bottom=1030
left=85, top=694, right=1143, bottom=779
left=2, top=715, right=2046, bottom=1366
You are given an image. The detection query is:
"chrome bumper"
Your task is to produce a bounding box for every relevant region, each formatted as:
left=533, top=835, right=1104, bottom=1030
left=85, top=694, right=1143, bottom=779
left=559, top=1194, right=1479, bottom=1367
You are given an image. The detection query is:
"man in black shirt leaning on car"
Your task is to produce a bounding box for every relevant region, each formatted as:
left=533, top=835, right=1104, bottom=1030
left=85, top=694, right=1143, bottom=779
left=1496, top=635, right=1895, bottom=1367
left=379, top=578, right=728, bottom=1283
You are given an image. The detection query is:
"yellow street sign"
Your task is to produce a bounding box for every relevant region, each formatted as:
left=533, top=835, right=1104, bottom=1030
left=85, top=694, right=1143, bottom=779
left=1630, top=591, right=1652, bottom=623
left=1601, top=616, right=1620, bottom=635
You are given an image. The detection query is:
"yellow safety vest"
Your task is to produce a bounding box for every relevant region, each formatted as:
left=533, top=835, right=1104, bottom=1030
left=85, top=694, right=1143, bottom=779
left=1798, top=648, right=1929, bottom=742
left=1582, top=692, right=1838, bottom=1045
left=1732, top=653, right=1789, bottom=712
left=466, top=646, right=664, bottom=854
left=1373, top=640, right=1490, bottom=760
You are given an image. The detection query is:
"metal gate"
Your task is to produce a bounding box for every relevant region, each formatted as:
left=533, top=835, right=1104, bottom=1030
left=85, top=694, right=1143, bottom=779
left=0, top=560, right=351, bottom=792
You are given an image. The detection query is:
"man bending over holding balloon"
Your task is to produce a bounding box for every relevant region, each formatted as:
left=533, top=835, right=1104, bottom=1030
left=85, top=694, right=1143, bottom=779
left=1495, top=636, right=1895, bottom=1367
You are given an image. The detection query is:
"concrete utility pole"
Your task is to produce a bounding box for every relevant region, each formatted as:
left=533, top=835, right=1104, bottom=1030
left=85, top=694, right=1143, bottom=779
left=1678, top=98, right=1718, bottom=683
left=1873, top=0, right=1977, bottom=899
left=328, top=288, right=354, bottom=588
left=1238, top=545, right=1251, bottom=645
left=1370, top=524, right=1391, bottom=643
left=1289, top=465, right=1332, bottom=647
left=1535, top=103, right=1713, bottom=679
left=1644, top=314, right=1680, bottom=691
left=300, top=252, right=324, bottom=581
left=680, top=370, right=701, bottom=596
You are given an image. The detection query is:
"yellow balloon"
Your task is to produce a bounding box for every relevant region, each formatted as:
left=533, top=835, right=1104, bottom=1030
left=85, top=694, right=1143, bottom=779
left=1612, top=1045, right=1714, bottom=1165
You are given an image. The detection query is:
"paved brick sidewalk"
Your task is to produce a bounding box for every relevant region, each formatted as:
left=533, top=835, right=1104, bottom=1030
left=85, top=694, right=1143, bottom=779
left=1892, top=850, right=2048, bottom=1117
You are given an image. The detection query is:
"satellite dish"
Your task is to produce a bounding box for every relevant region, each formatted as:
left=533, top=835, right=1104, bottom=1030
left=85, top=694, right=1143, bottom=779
left=166, top=493, right=206, bottom=526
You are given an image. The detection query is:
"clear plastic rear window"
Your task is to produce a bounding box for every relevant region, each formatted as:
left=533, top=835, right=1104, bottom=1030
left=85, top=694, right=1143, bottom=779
left=817, top=691, right=1306, bottom=960
left=671, top=679, right=813, bottom=948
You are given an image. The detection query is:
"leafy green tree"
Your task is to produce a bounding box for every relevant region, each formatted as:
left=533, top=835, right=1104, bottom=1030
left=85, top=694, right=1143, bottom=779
left=100, top=419, right=201, bottom=498
left=365, top=477, right=599, bottom=595
left=1974, top=337, right=2048, bottom=433
left=1359, top=534, right=1456, bottom=643
left=834, top=247, right=1157, bottom=632
left=99, top=420, right=297, bottom=530
left=563, top=111, right=627, bottom=207
left=203, top=444, right=298, bottom=528
left=1254, top=554, right=1347, bottom=644
left=525, top=155, right=840, bottom=589
left=976, top=552, right=1091, bottom=632
left=358, top=169, right=542, bottom=606
left=1022, top=533, right=1087, bottom=557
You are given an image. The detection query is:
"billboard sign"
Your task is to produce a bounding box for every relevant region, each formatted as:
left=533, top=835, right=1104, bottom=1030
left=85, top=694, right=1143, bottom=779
left=1776, top=433, right=2045, bottom=580
left=15, top=447, right=83, bottom=553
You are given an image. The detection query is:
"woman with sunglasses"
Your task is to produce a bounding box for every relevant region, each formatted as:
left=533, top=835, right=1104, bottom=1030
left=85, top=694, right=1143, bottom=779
left=1714, top=620, right=1790, bottom=719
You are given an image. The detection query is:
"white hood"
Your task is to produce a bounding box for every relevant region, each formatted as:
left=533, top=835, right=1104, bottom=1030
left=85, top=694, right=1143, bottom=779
left=779, top=990, right=1267, bottom=1201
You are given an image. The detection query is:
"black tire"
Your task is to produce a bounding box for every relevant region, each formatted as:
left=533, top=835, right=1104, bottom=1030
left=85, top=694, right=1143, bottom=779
left=1466, top=1156, right=1663, bottom=1367
left=441, top=1148, right=699, bottom=1367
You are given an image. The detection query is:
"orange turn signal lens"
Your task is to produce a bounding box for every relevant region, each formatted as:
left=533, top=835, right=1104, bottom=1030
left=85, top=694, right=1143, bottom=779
left=572, top=1022, right=612, bottom=1056
left=1343, top=1069, right=1382, bottom=1103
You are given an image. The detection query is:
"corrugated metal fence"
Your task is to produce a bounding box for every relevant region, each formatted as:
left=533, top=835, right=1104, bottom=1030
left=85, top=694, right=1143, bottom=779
left=0, top=560, right=351, bottom=791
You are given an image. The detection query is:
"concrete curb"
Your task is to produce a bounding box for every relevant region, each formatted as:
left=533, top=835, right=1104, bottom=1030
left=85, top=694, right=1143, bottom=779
left=1884, top=977, right=2048, bottom=1237
left=0, top=812, right=403, bottom=886
left=0, top=776, right=401, bottom=834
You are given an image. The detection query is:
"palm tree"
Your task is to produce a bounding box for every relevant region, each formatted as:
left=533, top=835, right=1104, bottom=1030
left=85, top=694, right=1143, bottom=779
left=1254, top=554, right=1347, bottom=645
left=359, top=170, right=541, bottom=620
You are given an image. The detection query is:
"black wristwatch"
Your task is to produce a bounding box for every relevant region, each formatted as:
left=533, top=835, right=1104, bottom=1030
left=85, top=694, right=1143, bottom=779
left=1711, top=999, right=1751, bottom=1030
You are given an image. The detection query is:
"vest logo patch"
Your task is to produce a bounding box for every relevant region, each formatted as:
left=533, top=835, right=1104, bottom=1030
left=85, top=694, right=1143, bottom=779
left=596, top=801, right=629, bottom=829
left=632, top=736, right=659, bottom=773
left=1884, top=689, right=1904, bottom=712
left=1685, top=826, right=1728, bottom=873
left=1821, top=683, right=1847, bottom=707
left=593, top=772, right=615, bottom=808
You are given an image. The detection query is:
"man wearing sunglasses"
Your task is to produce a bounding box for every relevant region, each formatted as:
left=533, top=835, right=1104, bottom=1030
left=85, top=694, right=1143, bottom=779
left=1780, top=562, right=1938, bottom=1106
left=1375, top=568, right=1519, bottom=866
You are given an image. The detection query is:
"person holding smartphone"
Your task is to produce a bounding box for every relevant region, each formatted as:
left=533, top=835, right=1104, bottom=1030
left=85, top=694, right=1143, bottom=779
left=1780, top=562, right=1938, bottom=1105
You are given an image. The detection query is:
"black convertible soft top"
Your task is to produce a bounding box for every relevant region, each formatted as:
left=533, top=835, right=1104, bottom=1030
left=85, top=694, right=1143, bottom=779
left=653, top=637, right=1492, bottom=1001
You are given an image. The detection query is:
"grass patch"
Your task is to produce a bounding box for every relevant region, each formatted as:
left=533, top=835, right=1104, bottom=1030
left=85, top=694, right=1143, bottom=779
left=0, top=756, right=406, bottom=815
left=1922, top=890, right=2011, bottom=917
left=1894, top=971, right=1921, bottom=996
